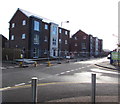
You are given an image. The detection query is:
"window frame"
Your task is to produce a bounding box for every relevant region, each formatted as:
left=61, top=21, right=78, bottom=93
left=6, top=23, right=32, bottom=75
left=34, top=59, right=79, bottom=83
left=34, top=20, right=40, bottom=31
left=45, top=24, right=48, bottom=30
left=22, top=34, right=26, bottom=39
left=22, top=20, right=26, bottom=25
left=11, top=35, right=14, bottom=40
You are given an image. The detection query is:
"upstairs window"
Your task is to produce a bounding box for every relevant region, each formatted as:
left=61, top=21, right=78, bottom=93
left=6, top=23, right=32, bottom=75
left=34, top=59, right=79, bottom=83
left=52, top=38, right=56, bottom=45
left=44, top=36, right=48, bottom=42
left=34, top=21, right=40, bottom=31
left=12, top=23, right=15, bottom=28
left=82, top=42, right=86, bottom=49
left=34, top=34, right=39, bottom=44
left=11, top=35, right=14, bottom=40
left=65, top=40, right=67, bottom=44
left=59, top=39, right=61, bottom=43
left=83, top=36, right=86, bottom=39
left=52, top=26, right=57, bottom=35
left=74, top=37, right=77, bottom=40
left=65, top=31, right=68, bottom=35
left=22, top=20, right=26, bottom=25
left=59, top=29, right=62, bottom=33
left=45, top=24, right=48, bottom=30
left=22, top=34, right=26, bottom=39
left=75, top=43, right=77, bottom=46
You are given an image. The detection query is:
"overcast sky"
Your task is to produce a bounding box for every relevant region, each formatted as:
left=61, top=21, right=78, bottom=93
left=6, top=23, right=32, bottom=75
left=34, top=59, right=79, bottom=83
left=0, top=0, right=119, bottom=50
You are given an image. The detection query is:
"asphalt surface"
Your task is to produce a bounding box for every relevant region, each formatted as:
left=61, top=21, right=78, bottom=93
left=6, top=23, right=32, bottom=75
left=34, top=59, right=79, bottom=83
left=1, top=57, right=119, bottom=103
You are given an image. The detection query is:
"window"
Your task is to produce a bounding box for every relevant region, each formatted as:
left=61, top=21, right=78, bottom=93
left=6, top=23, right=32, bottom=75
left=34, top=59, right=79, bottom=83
left=44, top=36, right=48, bottom=42
left=11, top=35, right=14, bottom=40
left=34, top=34, right=39, bottom=44
left=45, top=24, right=48, bottom=30
left=22, top=20, right=26, bottom=25
left=75, top=43, right=77, bottom=46
left=44, top=49, right=47, bottom=54
left=12, top=23, right=15, bottom=28
left=82, top=43, right=86, bottom=49
left=83, top=36, right=86, bottom=39
left=59, top=39, right=61, bottom=43
left=65, top=40, right=67, bottom=44
left=74, top=37, right=77, bottom=40
left=65, top=31, right=68, bottom=35
left=52, top=38, right=56, bottom=45
left=59, top=29, right=62, bottom=33
left=22, top=34, right=26, bottom=39
left=34, top=21, right=40, bottom=31
left=52, top=26, right=57, bottom=35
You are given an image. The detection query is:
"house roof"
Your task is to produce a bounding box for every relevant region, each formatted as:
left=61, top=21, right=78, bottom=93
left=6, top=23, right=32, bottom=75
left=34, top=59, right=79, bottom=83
left=18, top=8, right=58, bottom=24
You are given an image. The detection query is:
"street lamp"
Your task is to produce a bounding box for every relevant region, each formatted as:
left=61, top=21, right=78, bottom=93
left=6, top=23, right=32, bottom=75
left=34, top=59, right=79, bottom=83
left=58, top=21, right=69, bottom=64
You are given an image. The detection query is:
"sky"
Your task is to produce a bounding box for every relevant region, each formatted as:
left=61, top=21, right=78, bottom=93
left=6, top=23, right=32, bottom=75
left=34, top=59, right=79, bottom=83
left=0, top=0, right=119, bottom=50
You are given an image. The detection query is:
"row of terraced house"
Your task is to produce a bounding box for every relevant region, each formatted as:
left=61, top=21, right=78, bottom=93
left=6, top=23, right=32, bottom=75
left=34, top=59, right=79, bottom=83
left=8, top=8, right=103, bottom=59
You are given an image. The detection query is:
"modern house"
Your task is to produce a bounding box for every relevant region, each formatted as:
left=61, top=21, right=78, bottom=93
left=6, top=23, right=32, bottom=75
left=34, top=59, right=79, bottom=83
left=70, top=30, right=103, bottom=58
left=9, top=8, right=70, bottom=58
left=70, top=30, right=90, bottom=57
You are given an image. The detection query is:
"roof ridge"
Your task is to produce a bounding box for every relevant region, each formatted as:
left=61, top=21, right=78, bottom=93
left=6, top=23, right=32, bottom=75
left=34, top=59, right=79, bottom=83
left=18, top=8, right=58, bottom=24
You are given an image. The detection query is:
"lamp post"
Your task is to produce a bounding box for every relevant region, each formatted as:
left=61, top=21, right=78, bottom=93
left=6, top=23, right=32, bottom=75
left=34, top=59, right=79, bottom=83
left=58, top=21, right=69, bottom=64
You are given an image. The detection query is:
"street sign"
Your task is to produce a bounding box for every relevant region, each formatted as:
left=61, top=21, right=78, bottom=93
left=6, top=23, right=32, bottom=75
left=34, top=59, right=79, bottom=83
left=111, top=52, right=120, bottom=60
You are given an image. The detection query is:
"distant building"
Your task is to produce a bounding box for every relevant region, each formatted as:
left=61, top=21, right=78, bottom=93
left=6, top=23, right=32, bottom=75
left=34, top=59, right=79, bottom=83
left=70, top=30, right=89, bottom=57
left=70, top=30, right=103, bottom=58
left=9, top=8, right=70, bottom=58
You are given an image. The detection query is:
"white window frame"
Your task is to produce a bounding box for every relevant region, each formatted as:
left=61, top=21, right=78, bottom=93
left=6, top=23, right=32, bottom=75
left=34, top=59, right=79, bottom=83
left=74, top=37, right=77, bottom=40
left=34, top=21, right=40, bottom=31
left=45, top=24, right=48, bottom=30
left=22, top=34, right=26, bottom=39
left=65, top=31, right=68, bottom=35
left=22, top=20, right=26, bottom=25
left=59, top=39, right=61, bottom=43
left=12, top=23, right=15, bottom=28
left=11, top=35, right=14, bottom=40
left=59, top=29, right=62, bottom=33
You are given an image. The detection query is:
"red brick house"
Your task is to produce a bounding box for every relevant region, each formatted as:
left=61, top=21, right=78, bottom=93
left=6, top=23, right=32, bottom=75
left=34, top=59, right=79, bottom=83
left=70, top=30, right=103, bottom=58
left=9, top=8, right=70, bottom=58
left=70, top=30, right=89, bottom=57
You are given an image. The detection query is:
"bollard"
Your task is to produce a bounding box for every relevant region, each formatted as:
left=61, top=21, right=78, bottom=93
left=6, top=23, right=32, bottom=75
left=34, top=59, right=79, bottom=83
left=34, top=61, right=37, bottom=67
left=19, top=61, right=23, bottom=67
left=47, top=61, right=51, bottom=67
left=31, top=77, right=38, bottom=103
left=91, top=73, right=96, bottom=104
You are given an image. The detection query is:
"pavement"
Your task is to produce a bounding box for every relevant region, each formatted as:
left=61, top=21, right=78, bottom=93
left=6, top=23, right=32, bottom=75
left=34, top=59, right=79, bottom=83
left=95, top=61, right=120, bottom=71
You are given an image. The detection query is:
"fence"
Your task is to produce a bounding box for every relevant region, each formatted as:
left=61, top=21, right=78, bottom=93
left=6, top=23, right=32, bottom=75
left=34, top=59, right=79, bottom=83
left=2, top=48, right=21, bottom=61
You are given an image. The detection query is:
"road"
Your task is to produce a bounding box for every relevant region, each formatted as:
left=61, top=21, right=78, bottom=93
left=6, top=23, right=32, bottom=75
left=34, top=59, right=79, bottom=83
left=2, top=57, right=119, bottom=102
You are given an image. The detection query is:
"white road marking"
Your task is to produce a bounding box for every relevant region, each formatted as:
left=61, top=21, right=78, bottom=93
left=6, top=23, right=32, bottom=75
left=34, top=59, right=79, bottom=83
left=0, top=87, right=11, bottom=91
left=15, top=83, right=25, bottom=86
left=8, top=66, right=15, bottom=68
left=60, top=72, right=65, bottom=74
left=66, top=71, right=70, bottom=73
left=55, top=74, right=60, bottom=76
left=70, top=70, right=74, bottom=72
left=28, top=81, right=31, bottom=83
left=39, top=78, right=46, bottom=80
